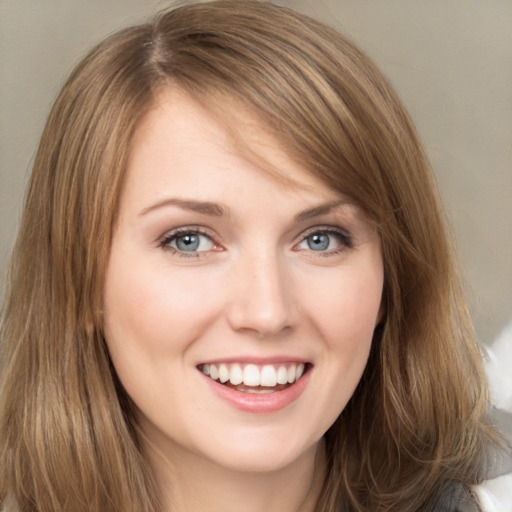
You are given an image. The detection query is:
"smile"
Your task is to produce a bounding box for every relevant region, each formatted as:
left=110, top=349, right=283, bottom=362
left=198, top=362, right=308, bottom=393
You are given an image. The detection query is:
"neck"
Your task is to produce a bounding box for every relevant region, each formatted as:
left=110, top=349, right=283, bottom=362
left=145, top=436, right=326, bottom=512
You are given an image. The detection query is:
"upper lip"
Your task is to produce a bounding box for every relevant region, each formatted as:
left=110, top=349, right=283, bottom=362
left=197, top=356, right=311, bottom=366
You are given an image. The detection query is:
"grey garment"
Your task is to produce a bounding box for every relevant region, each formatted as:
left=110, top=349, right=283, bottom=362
left=484, top=407, right=512, bottom=480
left=435, top=486, right=479, bottom=512
left=433, top=408, right=512, bottom=512
left=336, top=409, right=512, bottom=512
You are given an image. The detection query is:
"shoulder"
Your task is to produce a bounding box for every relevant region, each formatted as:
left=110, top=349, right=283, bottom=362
left=472, top=322, right=512, bottom=511
left=472, top=408, right=512, bottom=512
left=433, top=408, right=512, bottom=512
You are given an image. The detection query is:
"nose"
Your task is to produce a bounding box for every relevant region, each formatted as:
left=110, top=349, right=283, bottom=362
left=226, top=251, right=296, bottom=338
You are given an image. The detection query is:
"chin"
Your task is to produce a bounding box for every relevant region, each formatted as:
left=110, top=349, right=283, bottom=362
left=205, top=441, right=318, bottom=475
left=186, top=422, right=322, bottom=475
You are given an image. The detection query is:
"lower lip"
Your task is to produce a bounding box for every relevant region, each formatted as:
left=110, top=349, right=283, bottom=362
left=200, top=370, right=311, bottom=413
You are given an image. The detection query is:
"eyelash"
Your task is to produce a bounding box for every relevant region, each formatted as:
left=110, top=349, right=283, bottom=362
left=296, top=226, right=353, bottom=256
left=157, top=225, right=353, bottom=258
left=158, top=227, right=218, bottom=259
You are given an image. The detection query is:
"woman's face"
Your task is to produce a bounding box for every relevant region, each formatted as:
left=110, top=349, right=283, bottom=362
left=103, top=89, right=383, bottom=474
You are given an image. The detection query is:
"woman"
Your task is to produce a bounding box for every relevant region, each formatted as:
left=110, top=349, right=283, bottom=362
left=0, top=1, right=509, bottom=511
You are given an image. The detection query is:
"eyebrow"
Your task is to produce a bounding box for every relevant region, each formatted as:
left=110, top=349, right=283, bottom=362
left=294, top=199, right=350, bottom=222
left=139, top=198, right=227, bottom=217
left=139, top=197, right=350, bottom=220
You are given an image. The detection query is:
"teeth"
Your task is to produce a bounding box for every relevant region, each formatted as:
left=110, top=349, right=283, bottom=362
left=243, top=364, right=260, bottom=386
left=218, top=363, right=229, bottom=383
left=276, top=366, right=288, bottom=385
left=201, top=362, right=307, bottom=388
left=260, top=365, right=277, bottom=387
left=229, top=364, right=243, bottom=386
left=209, top=365, right=219, bottom=381
left=287, top=365, right=296, bottom=383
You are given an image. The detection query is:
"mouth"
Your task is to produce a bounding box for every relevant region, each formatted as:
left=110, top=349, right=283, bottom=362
left=197, top=362, right=310, bottom=394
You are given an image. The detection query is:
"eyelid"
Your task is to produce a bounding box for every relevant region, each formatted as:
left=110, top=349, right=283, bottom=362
left=158, top=225, right=211, bottom=244
left=298, top=225, right=352, bottom=243
left=156, top=224, right=353, bottom=258
left=294, top=225, right=353, bottom=252
left=157, top=226, right=223, bottom=257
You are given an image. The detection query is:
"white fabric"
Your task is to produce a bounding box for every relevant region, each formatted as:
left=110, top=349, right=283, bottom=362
left=475, top=474, right=512, bottom=512
left=485, top=320, right=512, bottom=412
left=474, top=320, right=512, bottom=512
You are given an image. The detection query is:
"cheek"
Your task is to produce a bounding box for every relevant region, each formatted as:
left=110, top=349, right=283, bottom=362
left=102, top=249, right=225, bottom=364
left=306, top=267, right=383, bottom=349
left=101, top=252, right=224, bottom=419
left=289, top=264, right=383, bottom=437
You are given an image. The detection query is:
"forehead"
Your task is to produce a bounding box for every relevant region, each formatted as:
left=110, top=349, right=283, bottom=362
left=124, top=87, right=346, bottom=206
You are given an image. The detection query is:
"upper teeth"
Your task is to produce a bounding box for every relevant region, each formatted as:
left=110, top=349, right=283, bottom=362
left=201, top=363, right=305, bottom=387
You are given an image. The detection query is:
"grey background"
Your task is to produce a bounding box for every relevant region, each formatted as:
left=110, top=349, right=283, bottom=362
left=1, top=0, right=511, bottom=344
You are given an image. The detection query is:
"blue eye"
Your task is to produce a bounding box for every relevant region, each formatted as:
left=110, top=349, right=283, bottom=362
left=305, top=233, right=331, bottom=251
left=297, top=229, right=351, bottom=253
left=161, top=231, right=215, bottom=253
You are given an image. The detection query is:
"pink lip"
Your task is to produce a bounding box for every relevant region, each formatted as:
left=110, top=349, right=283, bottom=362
left=198, top=356, right=309, bottom=366
left=198, top=366, right=311, bottom=413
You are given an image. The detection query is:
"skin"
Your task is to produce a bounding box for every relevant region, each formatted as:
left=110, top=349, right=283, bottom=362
left=103, top=89, right=384, bottom=512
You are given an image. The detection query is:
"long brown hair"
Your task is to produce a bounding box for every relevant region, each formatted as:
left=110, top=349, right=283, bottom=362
left=0, top=2, right=496, bottom=511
